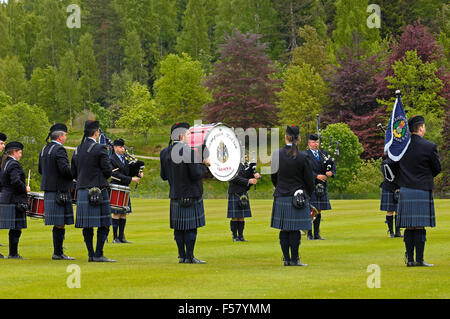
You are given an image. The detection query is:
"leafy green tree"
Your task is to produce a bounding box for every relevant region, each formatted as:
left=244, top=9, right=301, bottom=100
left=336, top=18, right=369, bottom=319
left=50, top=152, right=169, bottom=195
left=90, top=102, right=112, bottom=130
left=319, top=122, right=364, bottom=197
left=345, top=158, right=383, bottom=197
left=0, top=101, right=50, bottom=190
left=176, top=0, right=211, bottom=68
left=332, top=0, right=381, bottom=55
left=0, top=55, right=28, bottom=103
left=0, top=90, right=12, bottom=108
left=381, top=50, right=445, bottom=115
left=153, top=0, right=178, bottom=60
left=117, top=82, right=159, bottom=144
left=28, top=65, right=58, bottom=121
left=291, top=25, right=331, bottom=77
left=121, top=30, right=149, bottom=85
left=154, top=53, right=211, bottom=124
left=276, top=64, right=327, bottom=141
left=0, top=5, right=12, bottom=58
left=77, top=33, right=102, bottom=107
left=55, top=50, right=81, bottom=126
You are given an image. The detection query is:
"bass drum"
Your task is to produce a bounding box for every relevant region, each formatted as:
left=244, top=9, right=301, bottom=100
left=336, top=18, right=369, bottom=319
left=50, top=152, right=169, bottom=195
left=187, top=123, right=242, bottom=182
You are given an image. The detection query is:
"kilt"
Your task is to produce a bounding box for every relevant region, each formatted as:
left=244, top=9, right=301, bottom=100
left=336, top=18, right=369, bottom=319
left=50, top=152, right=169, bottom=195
left=0, top=204, right=27, bottom=229
left=75, top=189, right=111, bottom=228
left=270, top=196, right=312, bottom=231
left=397, top=187, right=435, bottom=228
left=310, top=189, right=331, bottom=210
left=170, top=198, right=205, bottom=230
left=111, top=198, right=132, bottom=215
left=44, top=192, right=74, bottom=226
left=379, top=188, right=398, bottom=212
left=227, top=193, right=252, bottom=218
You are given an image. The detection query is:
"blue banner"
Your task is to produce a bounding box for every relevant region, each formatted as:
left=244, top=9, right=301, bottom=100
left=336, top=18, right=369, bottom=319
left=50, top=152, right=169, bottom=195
left=384, top=94, right=411, bottom=161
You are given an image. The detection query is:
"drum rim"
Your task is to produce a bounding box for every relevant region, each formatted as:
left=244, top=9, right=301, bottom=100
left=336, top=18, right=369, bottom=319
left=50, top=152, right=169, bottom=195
left=109, top=184, right=131, bottom=191
left=28, top=192, right=45, bottom=198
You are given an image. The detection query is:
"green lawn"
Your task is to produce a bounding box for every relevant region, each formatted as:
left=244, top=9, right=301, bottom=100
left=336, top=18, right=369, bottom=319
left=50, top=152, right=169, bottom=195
left=0, top=199, right=449, bottom=299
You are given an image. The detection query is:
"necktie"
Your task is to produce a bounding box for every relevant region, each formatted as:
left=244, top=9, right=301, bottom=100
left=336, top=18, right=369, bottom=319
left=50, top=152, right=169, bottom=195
left=120, top=155, right=126, bottom=165
left=314, top=151, right=319, bottom=161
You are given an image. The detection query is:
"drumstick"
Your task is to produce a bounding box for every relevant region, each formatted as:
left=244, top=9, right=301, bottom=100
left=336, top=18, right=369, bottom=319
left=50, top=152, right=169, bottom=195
left=112, top=168, right=120, bottom=172
left=27, top=169, right=31, bottom=188
left=111, top=176, right=121, bottom=181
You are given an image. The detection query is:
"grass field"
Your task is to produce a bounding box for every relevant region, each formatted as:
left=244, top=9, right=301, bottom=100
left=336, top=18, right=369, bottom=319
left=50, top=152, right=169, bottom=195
left=0, top=199, right=449, bottom=299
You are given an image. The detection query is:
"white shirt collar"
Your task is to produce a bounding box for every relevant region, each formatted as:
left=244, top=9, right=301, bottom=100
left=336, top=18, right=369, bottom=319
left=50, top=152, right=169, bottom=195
left=88, top=137, right=97, bottom=143
left=52, top=140, right=62, bottom=146
left=8, top=155, right=16, bottom=161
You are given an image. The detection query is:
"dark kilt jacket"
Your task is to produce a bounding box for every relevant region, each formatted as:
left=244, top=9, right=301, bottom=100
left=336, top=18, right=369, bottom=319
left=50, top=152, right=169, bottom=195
left=396, top=135, right=441, bottom=228
left=0, top=157, right=27, bottom=229
left=160, top=142, right=208, bottom=230
left=38, top=141, right=74, bottom=225
left=71, top=138, right=113, bottom=228
left=227, top=163, right=254, bottom=218
left=304, top=149, right=335, bottom=210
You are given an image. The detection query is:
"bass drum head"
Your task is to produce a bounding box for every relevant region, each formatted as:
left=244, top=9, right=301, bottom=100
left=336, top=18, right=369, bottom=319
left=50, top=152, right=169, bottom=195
left=204, top=124, right=241, bottom=182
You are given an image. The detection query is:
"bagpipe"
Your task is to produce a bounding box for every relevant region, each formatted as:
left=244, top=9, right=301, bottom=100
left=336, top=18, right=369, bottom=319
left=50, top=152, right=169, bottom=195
left=314, top=114, right=340, bottom=197
left=99, top=129, right=145, bottom=185
left=315, top=114, right=340, bottom=174
left=243, top=150, right=260, bottom=190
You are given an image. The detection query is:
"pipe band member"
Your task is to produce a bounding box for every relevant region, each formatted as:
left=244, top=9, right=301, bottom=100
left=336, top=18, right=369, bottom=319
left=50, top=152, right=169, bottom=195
left=110, top=138, right=144, bottom=244
left=0, top=142, right=30, bottom=259
left=71, top=120, right=115, bottom=262
left=160, top=122, right=210, bottom=264
left=396, top=116, right=441, bottom=267
left=270, top=125, right=314, bottom=266
left=38, top=123, right=76, bottom=260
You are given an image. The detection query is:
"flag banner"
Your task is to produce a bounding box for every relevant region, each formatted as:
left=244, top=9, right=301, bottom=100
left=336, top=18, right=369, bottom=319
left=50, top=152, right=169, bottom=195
left=384, top=93, right=410, bottom=161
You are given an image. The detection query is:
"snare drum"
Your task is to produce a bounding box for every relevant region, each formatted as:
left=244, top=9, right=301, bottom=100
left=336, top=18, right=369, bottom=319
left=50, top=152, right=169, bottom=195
left=109, top=184, right=131, bottom=209
left=187, top=123, right=242, bottom=182
left=27, top=192, right=45, bottom=218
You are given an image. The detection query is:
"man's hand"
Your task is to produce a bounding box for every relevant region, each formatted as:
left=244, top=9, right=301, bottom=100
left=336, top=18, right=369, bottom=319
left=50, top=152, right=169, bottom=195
left=132, top=177, right=141, bottom=184
left=203, top=158, right=211, bottom=167
left=326, top=171, right=333, bottom=177
left=316, top=174, right=327, bottom=182
left=249, top=178, right=258, bottom=185
left=254, top=173, right=261, bottom=179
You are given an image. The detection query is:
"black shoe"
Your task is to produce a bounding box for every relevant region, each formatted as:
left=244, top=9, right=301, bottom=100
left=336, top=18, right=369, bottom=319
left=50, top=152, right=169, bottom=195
left=415, top=261, right=434, bottom=267
left=185, top=258, right=206, bottom=264
left=119, top=238, right=132, bottom=244
left=8, top=254, right=24, bottom=259
left=233, top=237, right=239, bottom=242
left=307, top=234, right=314, bottom=240
left=112, top=238, right=121, bottom=244
left=52, top=254, right=76, bottom=260
left=88, top=256, right=94, bottom=262
left=406, top=261, right=416, bottom=267
left=178, top=257, right=185, bottom=263
left=388, top=232, right=395, bottom=238
left=290, top=259, right=308, bottom=267
left=0, top=253, right=4, bottom=258
left=394, top=232, right=403, bottom=238
left=283, top=260, right=291, bottom=266
left=238, top=237, right=248, bottom=242
left=314, top=235, right=325, bottom=240
left=93, top=256, right=116, bottom=262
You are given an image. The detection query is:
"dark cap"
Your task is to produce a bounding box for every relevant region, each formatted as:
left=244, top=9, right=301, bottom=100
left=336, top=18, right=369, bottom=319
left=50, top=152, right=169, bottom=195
left=171, top=122, right=190, bottom=134
left=5, top=141, right=24, bottom=151
left=113, top=138, right=125, bottom=147
left=0, top=132, right=7, bottom=142
left=50, top=123, right=68, bottom=133
left=286, top=125, right=299, bottom=138
left=408, top=115, right=425, bottom=128
left=308, top=133, right=319, bottom=141
left=84, top=119, right=100, bottom=132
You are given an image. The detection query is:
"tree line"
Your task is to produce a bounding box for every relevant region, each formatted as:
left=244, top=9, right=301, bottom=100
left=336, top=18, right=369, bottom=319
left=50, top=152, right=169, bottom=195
left=0, top=0, right=448, bottom=194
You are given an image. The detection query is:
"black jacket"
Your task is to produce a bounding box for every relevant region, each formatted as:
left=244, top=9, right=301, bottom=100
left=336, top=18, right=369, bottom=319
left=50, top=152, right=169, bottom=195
left=38, top=141, right=73, bottom=192
left=379, top=157, right=399, bottom=192
left=110, top=153, right=132, bottom=186
left=397, top=134, right=441, bottom=191
left=304, top=148, right=336, bottom=188
left=228, top=163, right=254, bottom=194
left=160, top=141, right=208, bottom=199
left=271, top=146, right=314, bottom=197
left=71, top=138, right=112, bottom=190
left=0, top=157, right=27, bottom=204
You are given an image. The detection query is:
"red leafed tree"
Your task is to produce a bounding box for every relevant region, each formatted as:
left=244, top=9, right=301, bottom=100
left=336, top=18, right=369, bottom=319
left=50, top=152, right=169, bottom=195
left=375, top=20, right=445, bottom=101
left=346, top=106, right=388, bottom=159
left=203, top=30, right=281, bottom=128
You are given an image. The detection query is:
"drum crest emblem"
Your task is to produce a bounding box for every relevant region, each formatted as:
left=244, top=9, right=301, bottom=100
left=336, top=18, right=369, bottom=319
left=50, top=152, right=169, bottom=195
left=217, top=141, right=229, bottom=163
